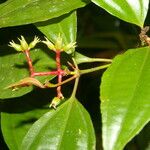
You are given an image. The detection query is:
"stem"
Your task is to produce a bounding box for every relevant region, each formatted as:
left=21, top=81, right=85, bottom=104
left=45, top=75, right=78, bottom=88
left=87, top=58, right=112, bottom=63
left=32, top=70, right=65, bottom=77
left=24, top=50, right=34, bottom=76
left=56, top=50, right=63, bottom=98
left=71, top=76, right=79, bottom=98
left=80, top=64, right=111, bottom=75
left=77, top=58, right=112, bottom=64
left=70, top=58, right=80, bottom=98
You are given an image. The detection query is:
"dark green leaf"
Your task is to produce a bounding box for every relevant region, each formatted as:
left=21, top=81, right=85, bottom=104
left=0, top=46, right=55, bottom=99
left=0, top=0, right=89, bottom=28
left=1, top=90, right=50, bottom=150
left=1, top=109, right=48, bottom=150
left=21, top=97, right=96, bottom=150
left=92, top=0, right=149, bottom=27
left=100, top=47, right=150, bottom=150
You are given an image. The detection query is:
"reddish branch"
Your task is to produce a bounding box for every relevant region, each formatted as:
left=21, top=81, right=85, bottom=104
left=24, top=50, right=34, bottom=76
left=33, top=71, right=60, bottom=76
left=24, top=49, right=64, bottom=99
left=56, top=50, right=63, bottom=99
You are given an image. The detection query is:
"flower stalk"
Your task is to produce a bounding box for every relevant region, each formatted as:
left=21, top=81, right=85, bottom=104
left=56, top=50, right=64, bottom=99
left=24, top=50, right=35, bottom=77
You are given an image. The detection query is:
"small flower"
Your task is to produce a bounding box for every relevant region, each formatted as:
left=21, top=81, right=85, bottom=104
left=29, top=36, right=40, bottom=49
left=42, top=37, right=56, bottom=51
left=8, top=41, right=22, bottom=51
left=18, top=36, right=29, bottom=50
left=55, top=34, right=63, bottom=50
left=63, top=42, right=76, bottom=54
left=49, top=97, right=61, bottom=109
left=9, top=36, right=40, bottom=52
left=42, top=34, right=76, bottom=54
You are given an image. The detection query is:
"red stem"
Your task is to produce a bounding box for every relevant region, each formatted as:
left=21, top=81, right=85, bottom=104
left=24, top=50, right=34, bottom=77
left=24, top=49, right=64, bottom=98
left=56, top=50, right=63, bottom=98
left=32, top=70, right=65, bottom=76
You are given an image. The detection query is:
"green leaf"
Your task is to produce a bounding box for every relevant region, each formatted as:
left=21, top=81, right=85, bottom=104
left=36, top=11, right=77, bottom=45
left=1, top=109, right=48, bottom=150
left=92, top=0, right=149, bottom=27
left=0, top=46, right=55, bottom=99
left=21, top=97, right=96, bottom=150
left=100, top=46, right=150, bottom=150
left=0, top=0, right=89, bottom=28
left=1, top=90, right=50, bottom=150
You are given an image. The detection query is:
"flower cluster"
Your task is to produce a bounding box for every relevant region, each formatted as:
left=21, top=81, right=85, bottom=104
left=9, top=36, right=40, bottom=51
left=9, top=35, right=76, bottom=54
left=8, top=35, right=76, bottom=109
left=42, top=35, right=76, bottom=54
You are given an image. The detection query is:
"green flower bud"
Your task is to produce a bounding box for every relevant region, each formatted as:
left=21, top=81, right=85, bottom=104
left=49, top=97, right=61, bottom=109
left=18, top=36, right=29, bottom=50
left=42, top=34, right=76, bottom=53
left=8, top=41, right=22, bottom=51
left=42, top=37, right=56, bottom=51
left=55, top=34, right=63, bottom=50
left=63, top=42, right=76, bottom=54
left=29, top=36, right=40, bottom=49
left=9, top=36, right=41, bottom=52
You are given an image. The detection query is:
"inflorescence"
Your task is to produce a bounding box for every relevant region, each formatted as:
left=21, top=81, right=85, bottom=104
left=8, top=35, right=76, bottom=109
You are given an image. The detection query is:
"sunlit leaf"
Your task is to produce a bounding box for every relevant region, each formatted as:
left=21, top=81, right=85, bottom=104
left=92, top=0, right=149, bottom=27
left=100, top=46, right=150, bottom=150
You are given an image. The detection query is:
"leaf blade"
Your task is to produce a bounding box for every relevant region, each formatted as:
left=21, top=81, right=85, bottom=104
left=92, top=0, right=149, bottom=27
left=1, top=90, right=50, bottom=150
left=21, top=98, right=96, bottom=150
left=100, top=46, right=150, bottom=150
left=0, top=0, right=89, bottom=28
left=36, top=11, right=77, bottom=45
